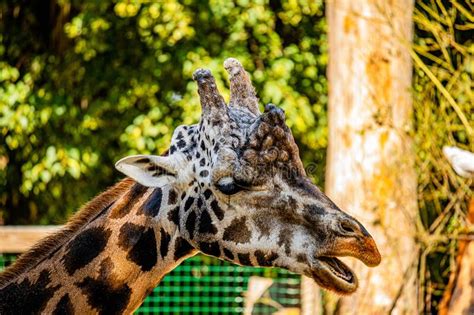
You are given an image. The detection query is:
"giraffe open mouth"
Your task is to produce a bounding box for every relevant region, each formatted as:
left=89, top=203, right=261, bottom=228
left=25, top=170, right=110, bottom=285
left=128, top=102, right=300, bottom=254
left=310, top=256, right=358, bottom=294
left=319, top=256, right=354, bottom=282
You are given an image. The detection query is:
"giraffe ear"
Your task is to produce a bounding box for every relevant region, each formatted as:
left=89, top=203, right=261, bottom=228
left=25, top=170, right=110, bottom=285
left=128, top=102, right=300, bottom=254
left=115, top=155, right=178, bottom=187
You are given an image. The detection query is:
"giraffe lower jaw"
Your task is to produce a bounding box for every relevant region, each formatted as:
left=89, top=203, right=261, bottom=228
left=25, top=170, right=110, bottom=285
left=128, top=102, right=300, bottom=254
left=310, top=256, right=358, bottom=294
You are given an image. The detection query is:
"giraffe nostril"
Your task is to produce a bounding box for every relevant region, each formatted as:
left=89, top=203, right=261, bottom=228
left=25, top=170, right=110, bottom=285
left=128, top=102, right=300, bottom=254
left=340, top=221, right=357, bottom=234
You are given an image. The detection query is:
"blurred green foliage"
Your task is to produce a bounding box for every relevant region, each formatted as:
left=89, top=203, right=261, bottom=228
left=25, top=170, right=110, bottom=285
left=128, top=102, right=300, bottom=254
left=1, top=0, right=473, bottom=312
left=412, top=0, right=473, bottom=311
left=0, top=0, right=327, bottom=224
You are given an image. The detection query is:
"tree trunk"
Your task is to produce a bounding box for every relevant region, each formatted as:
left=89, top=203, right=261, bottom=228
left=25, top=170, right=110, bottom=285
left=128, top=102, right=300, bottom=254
left=325, top=0, right=417, bottom=314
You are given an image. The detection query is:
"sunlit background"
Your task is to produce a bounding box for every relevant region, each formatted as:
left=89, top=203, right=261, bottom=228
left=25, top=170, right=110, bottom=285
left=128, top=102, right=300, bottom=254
left=0, top=0, right=472, bottom=314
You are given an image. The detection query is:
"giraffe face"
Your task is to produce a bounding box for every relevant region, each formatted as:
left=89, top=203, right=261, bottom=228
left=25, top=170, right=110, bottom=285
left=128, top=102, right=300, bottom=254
left=116, top=59, right=381, bottom=295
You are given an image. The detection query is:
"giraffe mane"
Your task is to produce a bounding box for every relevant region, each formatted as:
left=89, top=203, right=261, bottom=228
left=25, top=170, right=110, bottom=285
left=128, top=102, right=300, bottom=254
left=0, top=178, right=135, bottom=287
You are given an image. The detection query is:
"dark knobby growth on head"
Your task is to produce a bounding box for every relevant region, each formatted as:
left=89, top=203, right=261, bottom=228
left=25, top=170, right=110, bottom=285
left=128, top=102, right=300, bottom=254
left=115, top=58, right=381, bottom=295
left=190, top=59, right=304, bottom=187
left=239, top=103, right=306, bottom=184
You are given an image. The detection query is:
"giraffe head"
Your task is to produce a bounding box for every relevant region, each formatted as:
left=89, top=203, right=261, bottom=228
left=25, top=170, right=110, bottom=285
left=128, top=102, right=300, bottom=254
left=115, top=58, right=381, bottom=294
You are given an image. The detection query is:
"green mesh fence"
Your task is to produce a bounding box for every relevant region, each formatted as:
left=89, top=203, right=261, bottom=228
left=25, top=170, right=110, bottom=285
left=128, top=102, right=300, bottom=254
left=0, top=254, right=301, bottom=314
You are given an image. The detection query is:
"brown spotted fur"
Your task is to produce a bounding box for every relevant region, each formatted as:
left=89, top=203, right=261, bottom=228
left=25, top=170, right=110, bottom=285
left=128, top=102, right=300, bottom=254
left=0, top=178, right=134, bottom=287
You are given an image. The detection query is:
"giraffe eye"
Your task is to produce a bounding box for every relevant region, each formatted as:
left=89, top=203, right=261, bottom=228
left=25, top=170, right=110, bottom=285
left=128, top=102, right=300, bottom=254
left=215, top=177, right=243, bottom=195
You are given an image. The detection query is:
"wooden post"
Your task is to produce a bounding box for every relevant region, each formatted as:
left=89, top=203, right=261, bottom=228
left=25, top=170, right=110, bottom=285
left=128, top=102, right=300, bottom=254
left=0, top=226, right=61, bottom=253
left=326, top=0, right=417, bottom=313
left=300, top=276, right=322, bottom=315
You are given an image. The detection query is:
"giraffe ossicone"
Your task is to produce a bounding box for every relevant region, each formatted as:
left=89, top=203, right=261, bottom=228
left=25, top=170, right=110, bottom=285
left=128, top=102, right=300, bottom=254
left=0, top=58, right=381, bottom=314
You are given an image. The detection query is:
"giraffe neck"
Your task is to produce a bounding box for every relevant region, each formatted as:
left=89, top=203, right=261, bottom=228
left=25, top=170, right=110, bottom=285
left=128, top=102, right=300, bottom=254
left=0, top=180, right=197, bottom=314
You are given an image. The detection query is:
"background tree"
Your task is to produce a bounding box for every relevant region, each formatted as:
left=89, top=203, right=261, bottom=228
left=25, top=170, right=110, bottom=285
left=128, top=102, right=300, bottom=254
left=325, top=0, right=418, bottom=313
left=411, top=1, right=472, bottom=312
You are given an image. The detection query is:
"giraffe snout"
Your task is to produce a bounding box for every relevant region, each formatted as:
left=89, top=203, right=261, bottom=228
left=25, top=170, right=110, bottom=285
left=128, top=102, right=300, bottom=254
left=358, top=234, right=381, bottom=267
left=344, top=217, right=381, bottom=267
left=325, top=215, right=382, bottom=267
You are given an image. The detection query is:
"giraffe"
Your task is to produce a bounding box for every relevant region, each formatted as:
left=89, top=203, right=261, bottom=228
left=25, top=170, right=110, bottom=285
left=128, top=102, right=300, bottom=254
left=0, top=58, right=381, bottom=314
